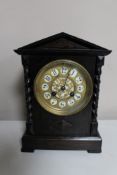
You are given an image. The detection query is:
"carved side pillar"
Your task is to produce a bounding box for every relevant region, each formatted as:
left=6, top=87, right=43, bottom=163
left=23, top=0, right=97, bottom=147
left=91, top=56, right=104, bottom=136
left=22, top=56, right=34, bottom=135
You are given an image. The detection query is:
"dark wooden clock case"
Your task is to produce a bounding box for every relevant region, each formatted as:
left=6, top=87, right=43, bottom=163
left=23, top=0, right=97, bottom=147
left=15, top=32, right=111, bottom=153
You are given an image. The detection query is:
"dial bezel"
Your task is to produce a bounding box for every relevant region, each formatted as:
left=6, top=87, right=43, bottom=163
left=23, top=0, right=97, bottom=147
left=34, top=59, right=93, bottom=116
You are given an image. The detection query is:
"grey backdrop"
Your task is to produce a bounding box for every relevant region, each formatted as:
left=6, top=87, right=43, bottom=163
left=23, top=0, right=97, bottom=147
left=0, top=0, right=116, bottom=120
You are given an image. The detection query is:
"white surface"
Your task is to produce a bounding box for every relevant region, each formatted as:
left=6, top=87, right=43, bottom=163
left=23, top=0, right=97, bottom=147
left=0, top=0, right=116, bottom=120
left=0, top=120, right=117, bottom=175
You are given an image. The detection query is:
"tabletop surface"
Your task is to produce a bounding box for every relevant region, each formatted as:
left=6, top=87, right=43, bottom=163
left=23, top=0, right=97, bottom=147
left=0, top=120, right=117, bottom=175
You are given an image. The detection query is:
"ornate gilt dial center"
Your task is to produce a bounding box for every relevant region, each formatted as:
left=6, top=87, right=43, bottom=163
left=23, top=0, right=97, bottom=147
left=34, top=59, right=93, bottom=116
left=52, top=77, right=74, bottom=99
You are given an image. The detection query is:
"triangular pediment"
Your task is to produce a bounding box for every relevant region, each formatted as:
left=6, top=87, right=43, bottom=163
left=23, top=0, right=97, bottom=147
left=37, top=37, right=87, bottom=49
left=14, top=32, right=111, bottom=56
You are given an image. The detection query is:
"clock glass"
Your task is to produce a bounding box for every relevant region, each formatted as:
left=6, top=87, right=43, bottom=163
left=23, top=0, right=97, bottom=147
left=34, top=60, right=93, bottom=116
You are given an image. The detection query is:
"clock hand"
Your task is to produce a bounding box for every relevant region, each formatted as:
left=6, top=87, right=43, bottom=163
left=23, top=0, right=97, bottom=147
left=51, top=68, right=71, bottom=96
left=62, top=68, right=71, bottom=90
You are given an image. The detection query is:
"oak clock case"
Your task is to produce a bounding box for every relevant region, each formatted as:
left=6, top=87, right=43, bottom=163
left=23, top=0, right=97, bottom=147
left=14, top=32, right=111, bottom=153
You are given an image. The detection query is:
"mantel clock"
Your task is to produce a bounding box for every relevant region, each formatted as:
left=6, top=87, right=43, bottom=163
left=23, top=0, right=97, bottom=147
left=15, top=32, right=111, bottom=153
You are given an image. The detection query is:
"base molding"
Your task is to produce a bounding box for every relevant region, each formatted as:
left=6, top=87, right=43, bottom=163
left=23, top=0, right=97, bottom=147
left=21, top=133, right=102, bottom=153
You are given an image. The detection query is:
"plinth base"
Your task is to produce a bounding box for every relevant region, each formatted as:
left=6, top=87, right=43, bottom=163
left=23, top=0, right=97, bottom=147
left=21, top=133, right=102, bottom=153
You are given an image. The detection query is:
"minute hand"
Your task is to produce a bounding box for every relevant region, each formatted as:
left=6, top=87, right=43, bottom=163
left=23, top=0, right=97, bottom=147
left=63, top=68, right=71, bottom=87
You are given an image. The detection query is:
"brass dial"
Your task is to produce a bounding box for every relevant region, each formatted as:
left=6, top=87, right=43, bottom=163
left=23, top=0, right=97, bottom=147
left=34, top=60, right=93, bottom=116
